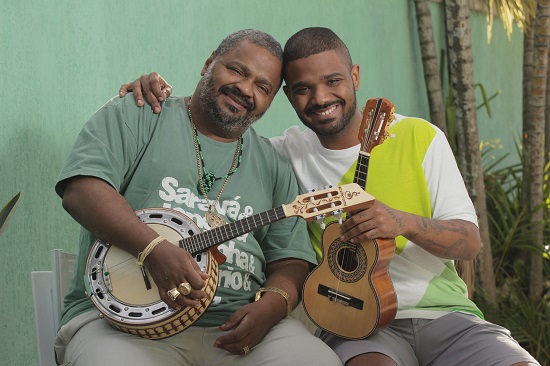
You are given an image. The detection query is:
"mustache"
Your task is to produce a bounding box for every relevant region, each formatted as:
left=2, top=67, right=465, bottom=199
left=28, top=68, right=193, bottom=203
left=220, top=85, right=255, bottom=111
left=305, top=100, right=343, bottom=115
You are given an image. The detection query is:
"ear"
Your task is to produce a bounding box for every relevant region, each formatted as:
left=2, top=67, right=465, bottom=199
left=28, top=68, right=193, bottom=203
left=201, top=51, right=216, bottom=76
left=351, top=64, right=360, bottom=91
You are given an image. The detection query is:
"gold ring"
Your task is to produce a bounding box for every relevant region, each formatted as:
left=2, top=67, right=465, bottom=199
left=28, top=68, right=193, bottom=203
left=178, top=282, right=192, bottom=296
left=167, top=287, right=181, bottom=301
left=243, top=345, right=250, bottom=355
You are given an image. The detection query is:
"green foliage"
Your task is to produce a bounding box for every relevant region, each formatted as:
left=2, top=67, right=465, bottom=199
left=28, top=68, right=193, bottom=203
left=475, top=83, right=502, bottom=118
left=475, top=145, right=550, bottom=365
left=480, top=283, right=550, bottom=364
left=485, top=0, right=537, bottom=43
left=0, top=192, right=20, bottom=237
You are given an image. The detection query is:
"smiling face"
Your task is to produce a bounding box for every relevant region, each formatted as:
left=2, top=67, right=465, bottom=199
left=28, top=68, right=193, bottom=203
left=283, top=50, right=360, bottom=147
left=197, top=40, right=282, bottom=139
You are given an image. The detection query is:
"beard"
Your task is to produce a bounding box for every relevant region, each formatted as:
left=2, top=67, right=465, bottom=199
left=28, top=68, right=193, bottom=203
left=197, top=65, right=264, bottom=137
left=299, top=94, right=357, bottom=138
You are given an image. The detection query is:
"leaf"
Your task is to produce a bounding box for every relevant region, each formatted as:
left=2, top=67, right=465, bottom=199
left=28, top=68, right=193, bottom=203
left=0, top=192, right=21, bottom=236
left=475, top=83, right=492, bottom=117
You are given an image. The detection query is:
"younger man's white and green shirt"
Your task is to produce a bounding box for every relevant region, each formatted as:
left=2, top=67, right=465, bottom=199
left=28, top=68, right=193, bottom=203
left=269, top=115, right=483, bottom=320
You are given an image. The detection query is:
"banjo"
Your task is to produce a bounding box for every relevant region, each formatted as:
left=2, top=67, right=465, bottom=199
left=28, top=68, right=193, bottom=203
left=85, top=183, right=374, bottom=339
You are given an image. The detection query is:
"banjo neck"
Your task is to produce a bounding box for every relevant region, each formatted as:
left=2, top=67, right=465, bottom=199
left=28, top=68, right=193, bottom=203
left=180, top=182, right=374, bottom=255
left=180, top=206, right=286, bottom=254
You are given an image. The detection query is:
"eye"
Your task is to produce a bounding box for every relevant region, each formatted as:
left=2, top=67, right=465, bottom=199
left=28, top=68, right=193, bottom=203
left=327, top=78, right=342, bottom=86
left=228, top=66, right=243, bottom=75
left=256, top=84, right=270, bottom=95
left=293, top=86, right=309, bottom=95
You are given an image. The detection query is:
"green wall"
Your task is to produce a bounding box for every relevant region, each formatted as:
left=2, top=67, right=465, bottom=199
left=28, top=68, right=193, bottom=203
left=0, top=1, right=522, bottom=364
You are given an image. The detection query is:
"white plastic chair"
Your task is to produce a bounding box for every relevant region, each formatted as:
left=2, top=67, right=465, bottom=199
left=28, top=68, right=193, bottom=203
left=31, top=249, right=76, bottom=366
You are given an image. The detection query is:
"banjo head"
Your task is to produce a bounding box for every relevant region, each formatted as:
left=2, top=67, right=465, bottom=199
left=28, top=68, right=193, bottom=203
left=85, top=208, right=219, bottom=339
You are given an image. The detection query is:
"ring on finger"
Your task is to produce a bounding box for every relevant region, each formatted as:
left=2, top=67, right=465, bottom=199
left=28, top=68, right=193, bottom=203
left=178, top=282, right=192, bottom=296
left=243, top=345, right=250, bottom=355
left=167, top=287, right=181, bottom=301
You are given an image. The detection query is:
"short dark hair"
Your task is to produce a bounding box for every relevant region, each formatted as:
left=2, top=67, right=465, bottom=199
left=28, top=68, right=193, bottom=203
left=283, top=27, right=353, bottom=79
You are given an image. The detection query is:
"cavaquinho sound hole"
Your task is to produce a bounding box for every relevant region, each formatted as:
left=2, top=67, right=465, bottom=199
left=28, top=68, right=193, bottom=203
left=336, top=246, right=359, bottom=273
left=328, top=239, right=368, bottom=283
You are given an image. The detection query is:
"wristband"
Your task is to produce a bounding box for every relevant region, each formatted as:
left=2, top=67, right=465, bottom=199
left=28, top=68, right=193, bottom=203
left=137, top=235, right=165, bottom=267
left=255, top=287, right=292, bottom=317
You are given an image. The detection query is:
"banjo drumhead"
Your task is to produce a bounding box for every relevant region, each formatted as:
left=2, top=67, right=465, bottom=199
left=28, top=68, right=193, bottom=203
left=86, top=208, right=214, bottom=331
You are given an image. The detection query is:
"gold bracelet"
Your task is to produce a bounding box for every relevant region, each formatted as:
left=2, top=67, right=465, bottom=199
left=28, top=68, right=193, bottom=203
left=137, top=235, right=165, bottom=267
left=255, top=287, right=292, bottom=317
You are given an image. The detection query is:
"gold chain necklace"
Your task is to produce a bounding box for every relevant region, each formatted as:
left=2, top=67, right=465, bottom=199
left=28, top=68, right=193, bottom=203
left=187, top=97, right=243, bottom=228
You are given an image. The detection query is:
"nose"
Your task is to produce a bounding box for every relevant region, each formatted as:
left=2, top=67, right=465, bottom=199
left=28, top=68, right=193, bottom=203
left=235, top=78, right=254, bottom=98
left=310, top=85, right=331, bottom=107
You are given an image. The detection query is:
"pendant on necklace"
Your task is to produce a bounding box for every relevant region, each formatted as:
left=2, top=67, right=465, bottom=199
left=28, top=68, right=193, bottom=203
left=205, top=209, right=226, bottom=228
left=200, top=172, right=217, bottom=194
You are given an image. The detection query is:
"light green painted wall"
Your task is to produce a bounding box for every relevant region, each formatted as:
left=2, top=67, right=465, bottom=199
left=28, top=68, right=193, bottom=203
left=0, top=1, right=522, bottom=364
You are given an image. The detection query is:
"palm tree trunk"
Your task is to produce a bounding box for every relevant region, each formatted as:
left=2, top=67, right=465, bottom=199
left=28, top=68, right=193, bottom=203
left=414, top=0, right=448, bottom=136
left=444, top=0, right=497, bottom=306
left=414, top=0, right=475, bottom=294
left=524, top=0, right=549, bottom=302
left=545, top=7, right=550, bottom=274
left=526, top=18, right=535, bottom=131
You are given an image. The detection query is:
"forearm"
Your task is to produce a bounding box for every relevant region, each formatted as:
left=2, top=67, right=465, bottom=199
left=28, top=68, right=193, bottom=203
left=262, top=259, right=309, bottom=317
left=340, top=200, right=481, bottom=261
left=61, top=176, right=160, bottom=256
left=62, top=175, right=208, bottom=308
left=401, top=212, right=480, bottom=260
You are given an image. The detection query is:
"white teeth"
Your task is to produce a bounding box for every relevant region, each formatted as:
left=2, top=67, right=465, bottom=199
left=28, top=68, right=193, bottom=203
left=317, top=105, right=337, bottom=116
